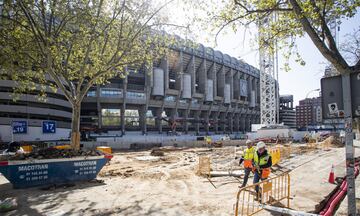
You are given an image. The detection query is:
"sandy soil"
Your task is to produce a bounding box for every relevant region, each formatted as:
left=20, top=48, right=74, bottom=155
left=0, top=142, right=359, bottom=216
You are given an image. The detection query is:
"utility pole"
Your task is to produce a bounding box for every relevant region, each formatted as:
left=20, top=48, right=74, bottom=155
left=342, top=74, right=356, bottom=215
left=327, top=13, right=356, bottom=215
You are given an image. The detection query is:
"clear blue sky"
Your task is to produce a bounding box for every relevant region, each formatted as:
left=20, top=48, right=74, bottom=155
left=164, top=2, right=360, bottom=107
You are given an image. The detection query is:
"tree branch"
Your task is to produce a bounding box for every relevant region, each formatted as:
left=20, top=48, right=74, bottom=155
left=288, top=0, right=350, bottom=73
left=308, top=0, right=339, bottom=54
left=77, top=0, right=104, bottom=94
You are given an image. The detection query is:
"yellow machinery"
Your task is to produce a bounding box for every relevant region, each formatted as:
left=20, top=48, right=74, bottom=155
left=96, top=146, right=112, bottom=154
left=54, top=145, right=71, bottom=150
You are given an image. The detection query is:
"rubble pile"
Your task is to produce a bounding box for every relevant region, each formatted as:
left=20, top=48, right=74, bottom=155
left=150, top=149, right=165, bottom=157
left=5, top=147, right=103, bottom=160
left=323, top=136, right=344, bottom=148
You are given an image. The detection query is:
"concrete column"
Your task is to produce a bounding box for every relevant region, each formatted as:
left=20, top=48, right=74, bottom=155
left=187, top=55, right=196, bottom=96
left=195, top=120, right=200, bottom=135
left=234, top=113, right=240, bottom=132
left=175, top=51, right=184, bottom=91
left=160, top=57, right=169, bottom=90
left=215, top=109, right=220, bottom=134
left=212, top=63, right=217, bottom=98
left=183, top=108, right=190, bottom=134
left=217, top=66, right=225, bottom=97
left=229, top=70, right=234, bottom=101
left=240, top=114, right=246, bottom=133
left=241, top=74, right=248, bottom=102
left=121, top=75, right=128, bottom=136
left=246, top=115, right=252, bottom=132
left=170, top=107, right=177, bottom=132
left=140, top=106, right=147, bottom=135
left=204, top=111, right=210, bottom=135
left=233, top=71, right=239, bottom=100
left=205, top=103, right=213, bottom=134
left=199, top=58, right=207, bottom=95
left=248, top=76, right=253, bottom=101
left=220, top=112, right=226, bottom=133
left=156, top=108, right=163, bottom=134
left=143, top=62, right=152, bottom=135
left=173, top=90, right=184, bottom=132
left=96, top=85, right=102, bottom=128
left=228, top=113, right=234, bottom=133
left=195, top=100, right=204, bottom=134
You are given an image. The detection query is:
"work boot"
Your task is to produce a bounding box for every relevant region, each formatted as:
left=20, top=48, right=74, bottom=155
left=254, top=191, right=262, bottom=202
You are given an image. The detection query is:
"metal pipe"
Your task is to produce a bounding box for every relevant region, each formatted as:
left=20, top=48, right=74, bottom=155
left=320, top=165, right=359, bottom=216
left=262, top=205, right=319, bottom=216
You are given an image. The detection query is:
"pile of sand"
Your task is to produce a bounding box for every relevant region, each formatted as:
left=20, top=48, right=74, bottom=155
left=99, top=166, right=135, bottom=178
left=322, top=136, right=344, bottom=148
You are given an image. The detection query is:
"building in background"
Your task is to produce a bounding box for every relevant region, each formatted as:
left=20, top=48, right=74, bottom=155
left=295, top=97, right=322, bottom=129
left=279, top=95, right=296, bottom=128
left=0, top=42, right=261, bottom=142
left=321, top=66, right=345, bottom=131
left=0, top=80, right=72, bottom=142
left=81, top=43, right=261, bottom=136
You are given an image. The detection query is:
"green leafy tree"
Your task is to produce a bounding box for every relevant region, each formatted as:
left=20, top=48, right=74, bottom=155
left=194, top=0, right=360, bottom=73
left=0, top=0, right=175, bottom=149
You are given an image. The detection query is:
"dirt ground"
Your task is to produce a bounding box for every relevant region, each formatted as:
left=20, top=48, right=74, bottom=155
left=0, top=141, right=359, bottom=216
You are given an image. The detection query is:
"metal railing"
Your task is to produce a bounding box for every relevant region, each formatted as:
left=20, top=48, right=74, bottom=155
left=234, top=172, right=290, bottom=216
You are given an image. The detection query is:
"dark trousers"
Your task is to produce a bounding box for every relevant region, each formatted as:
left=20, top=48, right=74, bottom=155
left=241, top=168, right=252, bottom=187
left=253, top=171, right=266, bottom=196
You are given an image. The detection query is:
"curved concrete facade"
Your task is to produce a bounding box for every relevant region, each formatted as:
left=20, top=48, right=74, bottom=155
left=0, top=42, right=261, bottom=140
left=82, top=43, right=261, bottom=135
left=0, top=80, right=72, bottom=142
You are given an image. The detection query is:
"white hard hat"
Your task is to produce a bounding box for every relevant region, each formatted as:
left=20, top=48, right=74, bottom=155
left=256, top=141, right=266, bottom=149
left=245, top=140, right=252, bottom=144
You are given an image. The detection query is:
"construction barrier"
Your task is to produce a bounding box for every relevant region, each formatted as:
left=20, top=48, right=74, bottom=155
left=269, top=147, right=281, bottom=166
left=21, top=145, right=33, bottom=153
left=234, top=172, right=290, bottom=216
left=197, top=156, right=211, bottom=177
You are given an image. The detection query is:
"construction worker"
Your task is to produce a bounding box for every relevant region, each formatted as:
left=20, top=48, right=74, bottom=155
left=239, top=139, right=256, bottom=187
left=253, top=141, right=272, bottom=199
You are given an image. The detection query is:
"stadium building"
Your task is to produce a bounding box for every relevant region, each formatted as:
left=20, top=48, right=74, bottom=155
left=0, top=43, right=261, bottom=142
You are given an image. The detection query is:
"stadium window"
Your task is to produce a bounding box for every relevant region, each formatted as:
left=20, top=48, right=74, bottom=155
left=101, top=109, right=120, bottom=126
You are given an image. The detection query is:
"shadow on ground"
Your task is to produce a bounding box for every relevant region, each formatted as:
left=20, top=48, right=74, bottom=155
left=0, top=180, right=106, bottom=216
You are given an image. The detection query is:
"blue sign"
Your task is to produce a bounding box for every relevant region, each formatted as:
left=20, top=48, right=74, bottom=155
left=12, top=121, right=27, bottom=134
left=43, top=121, right=56, bottom=133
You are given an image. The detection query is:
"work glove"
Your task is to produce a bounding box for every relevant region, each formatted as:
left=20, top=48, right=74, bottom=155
left=238, top=158, right=244, bottom=165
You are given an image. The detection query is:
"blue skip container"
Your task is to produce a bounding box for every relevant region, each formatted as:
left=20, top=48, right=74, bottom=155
left=0, top=155, right=112, bottom=189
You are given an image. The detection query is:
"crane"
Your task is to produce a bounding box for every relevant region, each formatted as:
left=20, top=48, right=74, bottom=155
left=259, top=15, right=278, bottom=125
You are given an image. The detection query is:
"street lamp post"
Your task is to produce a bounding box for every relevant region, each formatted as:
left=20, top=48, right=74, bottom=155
left=304, top=89, right=320, bottom=131
left=305, top=88, right=320, bottom=99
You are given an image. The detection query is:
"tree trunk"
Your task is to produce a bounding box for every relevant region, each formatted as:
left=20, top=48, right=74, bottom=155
left=71, top=103, right=81, bottom=150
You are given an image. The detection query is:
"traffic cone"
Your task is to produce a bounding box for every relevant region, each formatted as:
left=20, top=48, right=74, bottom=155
left=328, top=164, right=335, bottom=184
